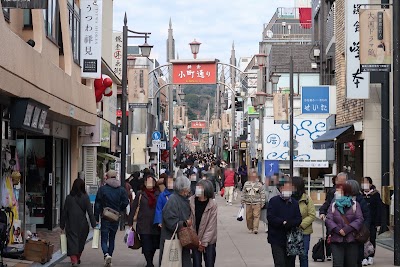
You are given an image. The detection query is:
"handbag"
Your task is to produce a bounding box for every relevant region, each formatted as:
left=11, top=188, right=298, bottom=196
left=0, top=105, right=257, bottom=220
left=286, top=227, right=304, bottom=256
left=161, top=225, right=182, bottom=267
left=341, top=213, right=370, bottom=243
left=133, top=194, right=142, bottom=222
left=102, top=207, right=120, bottom=222
left=364, top=240, right=375, bottom=257
left=178, top=226, right=199, bottom=249
left=128, top=227, right=142, bottom=250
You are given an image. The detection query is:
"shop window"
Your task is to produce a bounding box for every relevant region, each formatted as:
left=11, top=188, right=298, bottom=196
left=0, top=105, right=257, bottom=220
left=68, top=0, right=80, bottom=64
left=44, top=0, right=60, bottom=44
left=23, top=9, right=33, bottom=28
left=3, top=8, right=10, bottom=22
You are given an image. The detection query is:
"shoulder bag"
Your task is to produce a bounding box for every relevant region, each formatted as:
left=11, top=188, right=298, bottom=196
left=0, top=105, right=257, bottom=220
left=340, top=213, right=370, bottom=243
left=133, top=194, right=142, bottom=222
left=101, top=188, right=120, bottom=223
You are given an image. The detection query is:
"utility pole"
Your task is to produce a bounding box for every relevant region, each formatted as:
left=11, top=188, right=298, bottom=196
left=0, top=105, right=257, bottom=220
left=393, top=0, right=400, bottom=264
left=289, top=55, right=294, bottom=179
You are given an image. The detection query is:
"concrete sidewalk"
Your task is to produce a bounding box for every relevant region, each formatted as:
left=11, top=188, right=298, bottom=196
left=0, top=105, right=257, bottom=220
left=53, top=194, right=394, bottom=267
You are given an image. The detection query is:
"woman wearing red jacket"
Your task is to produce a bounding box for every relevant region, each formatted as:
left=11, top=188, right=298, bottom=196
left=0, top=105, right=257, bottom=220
left=222, top=164, right=237, bottom=205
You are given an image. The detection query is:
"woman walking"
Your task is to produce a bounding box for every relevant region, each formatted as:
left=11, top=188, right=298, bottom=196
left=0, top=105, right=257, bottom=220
left=241, top=170, right=266, bottom=234
left=292, top=177, right=316, bottom=267
left=128, top=176, right=160, bottom=267
left=361, top=177, right=382, bottom=266
left=190, top=180, right=218, bottom=267
left=267, top=178, right=302, bottom=267
left=325, top=183, right=364, bottom=267
left=154, top=174, right=174, bottom=227
left=222, top=164, right=237, bottom=205
left=61, top=178, right=96, bottom=266
left=160, top=176, right=193, bottom=266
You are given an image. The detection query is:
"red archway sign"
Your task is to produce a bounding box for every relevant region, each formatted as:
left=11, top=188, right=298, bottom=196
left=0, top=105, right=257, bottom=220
left=172, top=60, right=217, bottom=85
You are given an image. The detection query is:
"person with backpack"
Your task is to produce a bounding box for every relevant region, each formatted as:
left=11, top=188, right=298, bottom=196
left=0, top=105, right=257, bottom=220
left=95, top=170, right=129, bottom=267
left=292, top=177, right=316, bottom=267
left=325, top=183, right=364, bottom=267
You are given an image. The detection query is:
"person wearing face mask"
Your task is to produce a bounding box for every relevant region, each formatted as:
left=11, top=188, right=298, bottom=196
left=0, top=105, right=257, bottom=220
left=325, top=183, right=364, bottom=267
left=291, top=177, right=316, bottom=267
left=128, top=176, right=161, bottom=267
left=189, top=180, right=218, bottom=267
left=267, top=179, right=302, bottom=267
left=241, top=170, right=266, bottom=234
left=159, top=176, right=193, bottom=266
left=361, top=177, right=382, bottom=266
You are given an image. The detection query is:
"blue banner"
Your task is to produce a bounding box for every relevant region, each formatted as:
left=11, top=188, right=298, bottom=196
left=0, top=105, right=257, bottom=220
left=301, top=86, right=330, bottom=114
left=265, top=160, right=280, bottom=177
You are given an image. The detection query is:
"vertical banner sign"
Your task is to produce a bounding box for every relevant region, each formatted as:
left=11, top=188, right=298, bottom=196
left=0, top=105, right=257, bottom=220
left=345, top=0, right=370, bottom=99
left=273, top=93, right=289, bottom=124
left=81, top=0, right=103, bottom=78
left=235, top=111, right=244, bottom=137
left=359, top=9, right=391, bottom=72
left=112, top=32, right=123, bottom=79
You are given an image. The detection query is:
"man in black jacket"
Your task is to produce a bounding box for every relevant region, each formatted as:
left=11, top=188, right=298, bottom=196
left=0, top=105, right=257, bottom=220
left=319, top=172, right=348, bottom=260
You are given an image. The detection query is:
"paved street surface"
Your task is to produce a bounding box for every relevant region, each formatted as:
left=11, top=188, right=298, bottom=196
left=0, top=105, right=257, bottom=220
left=53, top=194, right=393, bottom=267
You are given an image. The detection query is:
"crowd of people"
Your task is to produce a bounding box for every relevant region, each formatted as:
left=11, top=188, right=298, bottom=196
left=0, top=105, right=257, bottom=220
left=59, top=151, right=383, bottom=267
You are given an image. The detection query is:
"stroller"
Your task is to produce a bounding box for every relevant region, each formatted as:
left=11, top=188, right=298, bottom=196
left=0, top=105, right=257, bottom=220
left=0, top=207, right=13, bottom=267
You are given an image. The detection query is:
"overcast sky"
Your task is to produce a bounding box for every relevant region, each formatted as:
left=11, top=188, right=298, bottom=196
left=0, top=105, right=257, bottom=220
left=113, top=0, right=296, bottom=65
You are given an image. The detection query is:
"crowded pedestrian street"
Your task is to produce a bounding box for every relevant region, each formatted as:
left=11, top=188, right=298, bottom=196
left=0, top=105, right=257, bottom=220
left=50, top=193, right=393, bottom=267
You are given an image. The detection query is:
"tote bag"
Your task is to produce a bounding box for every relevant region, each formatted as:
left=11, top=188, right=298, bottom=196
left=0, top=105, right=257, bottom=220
left=92, top=228, right=100, bottom=249
left=60, top=234, right=67, bottom=254
left=286, top=227, right=304, bottom=256
left=161, top=225, right=182, bottom=267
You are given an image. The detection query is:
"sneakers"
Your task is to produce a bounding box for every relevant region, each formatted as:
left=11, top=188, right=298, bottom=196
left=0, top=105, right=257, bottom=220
left=248, top=229, right=253, bottom=234
left=264, top=223, right=268, bottom=233
left=104, top=253, right=112, bottom=267
left=254, top=230, right=258, bottom=234
left=368, top=257, right=374, bottom=265
left=228, top=202, right=233, bottom=206
left=362, top=259, right=369, bottom=266
left=326, top=256, right=332, bottom=261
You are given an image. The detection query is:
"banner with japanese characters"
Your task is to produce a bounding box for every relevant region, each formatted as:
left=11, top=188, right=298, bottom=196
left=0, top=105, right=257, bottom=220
left=172, top=62, right=217, bottom=84
left=112, top=32, right=123, bottom=79
left=273, top=93, right=288, bottom=124
left=359, top=9, right=391, bottom=72
left=80, top=0, right=103, bottom=78
left=345, top=0, right=370, bottom=99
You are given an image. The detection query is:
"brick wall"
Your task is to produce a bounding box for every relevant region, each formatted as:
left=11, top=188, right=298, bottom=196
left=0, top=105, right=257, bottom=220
left=335, top=0, right=364, bottom=126
left=270, top=44, right=319, bottom=73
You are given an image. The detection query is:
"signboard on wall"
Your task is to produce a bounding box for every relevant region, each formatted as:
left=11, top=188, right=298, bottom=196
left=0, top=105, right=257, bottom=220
left=301, top=86, right=330, bottom=114
left=172, top=62, right=217, bottom=84
left=80, top=0, right=103, bottom=78
left=263, top=118, right=327, bottom=161
left=345, top=0, right=370, bottom=99
left=112, top=32, right=123, bottom=79
left=191, top=120, right=207, bottom=129
left=359, top=9, right=392, bottom=72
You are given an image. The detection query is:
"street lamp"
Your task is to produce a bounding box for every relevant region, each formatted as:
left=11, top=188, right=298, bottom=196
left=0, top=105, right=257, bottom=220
left=251, top=91, right=269, bottom=107
left=189, top=39, right=201, bottom=59
left=122, top=13, right=152, bottom=185
left=178, top=91, right=186, bottom=101
left=270, top=73, right=281, bottom=93
left=255, top=53, right=267, bottom=68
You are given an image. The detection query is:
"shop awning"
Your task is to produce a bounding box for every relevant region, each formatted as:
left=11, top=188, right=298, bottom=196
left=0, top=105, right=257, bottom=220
left=97, top=153, right=120, bottom=161
left=313, top=126, right=352, bottom=149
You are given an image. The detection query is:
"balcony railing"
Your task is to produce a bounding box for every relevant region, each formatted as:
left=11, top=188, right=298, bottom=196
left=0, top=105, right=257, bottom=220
left=263, top=22, right=312, bottom=41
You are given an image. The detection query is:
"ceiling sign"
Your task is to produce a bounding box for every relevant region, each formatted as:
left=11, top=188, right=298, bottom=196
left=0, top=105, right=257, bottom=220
left=172, top=61, right=217, bottom=84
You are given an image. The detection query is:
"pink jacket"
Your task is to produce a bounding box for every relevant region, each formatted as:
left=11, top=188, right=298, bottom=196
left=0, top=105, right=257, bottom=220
left=189, top=196, right=218, bottom=247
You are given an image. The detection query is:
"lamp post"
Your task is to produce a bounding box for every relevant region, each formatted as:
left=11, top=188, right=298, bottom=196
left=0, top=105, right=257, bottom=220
left=269, top=56, right=294, bottom=178
left=189, top=39, right=201, bottom=59
left=122, top=13, right=152, bottom=184
left=255, top=53, right=267, bottom=179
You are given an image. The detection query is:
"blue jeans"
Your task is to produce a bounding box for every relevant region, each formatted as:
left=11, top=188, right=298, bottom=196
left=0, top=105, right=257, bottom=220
left=192, top=243, right=217, bottom=267
left=101, top=220, right=118, bottom=256
left=299, top=234, right=311, bottom=267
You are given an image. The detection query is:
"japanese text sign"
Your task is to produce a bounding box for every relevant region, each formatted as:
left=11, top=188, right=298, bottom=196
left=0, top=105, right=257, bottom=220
left=273, top=93, right=289, bottom=124
left=112, top=32, right=123, bottom=79
left=190, top=120, right=207, bottom=129
left=172, top=63, right=216, bottom=84
left=345, top=0, right=370, bottom=99
left=264, top=160, right=280, bottom=177
left=359, top=9, right=391, bottom=72
left=301, top=86, right=330, bottom=114
left=80, top=0, right=102, bottom=78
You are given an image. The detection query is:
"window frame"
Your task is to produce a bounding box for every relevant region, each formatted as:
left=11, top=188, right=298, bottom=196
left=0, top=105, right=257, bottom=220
left=44, top=0, right=60, bottom=45
left=68, top=0, right=81, bottom=65
left=3, top=8, right=10, bottom=22
left=23, top=9, right=33, bottom=29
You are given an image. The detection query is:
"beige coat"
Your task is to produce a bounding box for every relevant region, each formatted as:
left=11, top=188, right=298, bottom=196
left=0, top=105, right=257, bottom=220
left=189, top=196, right=218, bottom=247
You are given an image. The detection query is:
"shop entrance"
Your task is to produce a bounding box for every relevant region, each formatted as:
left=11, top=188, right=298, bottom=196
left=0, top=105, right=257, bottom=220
left=338, top=141, right=364, bottom=182
left=16, top=136, right=68, bottom=230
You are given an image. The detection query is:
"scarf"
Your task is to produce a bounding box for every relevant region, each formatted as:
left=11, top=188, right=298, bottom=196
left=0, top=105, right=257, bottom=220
left=145, top=188, right=156, bottom=208
left=335, top=196, right=353, bottom=214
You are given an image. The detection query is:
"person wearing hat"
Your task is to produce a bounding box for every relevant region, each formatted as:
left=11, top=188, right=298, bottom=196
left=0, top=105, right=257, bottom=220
left=95, top=170, right=129, bottom=267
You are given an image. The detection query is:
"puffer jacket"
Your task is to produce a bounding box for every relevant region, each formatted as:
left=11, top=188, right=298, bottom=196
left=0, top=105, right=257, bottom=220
left=298, top=193, right=316, bottom=235
left=325, top=200, right=364, bottom=243
left=189, top=196, right=218, bottom=247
